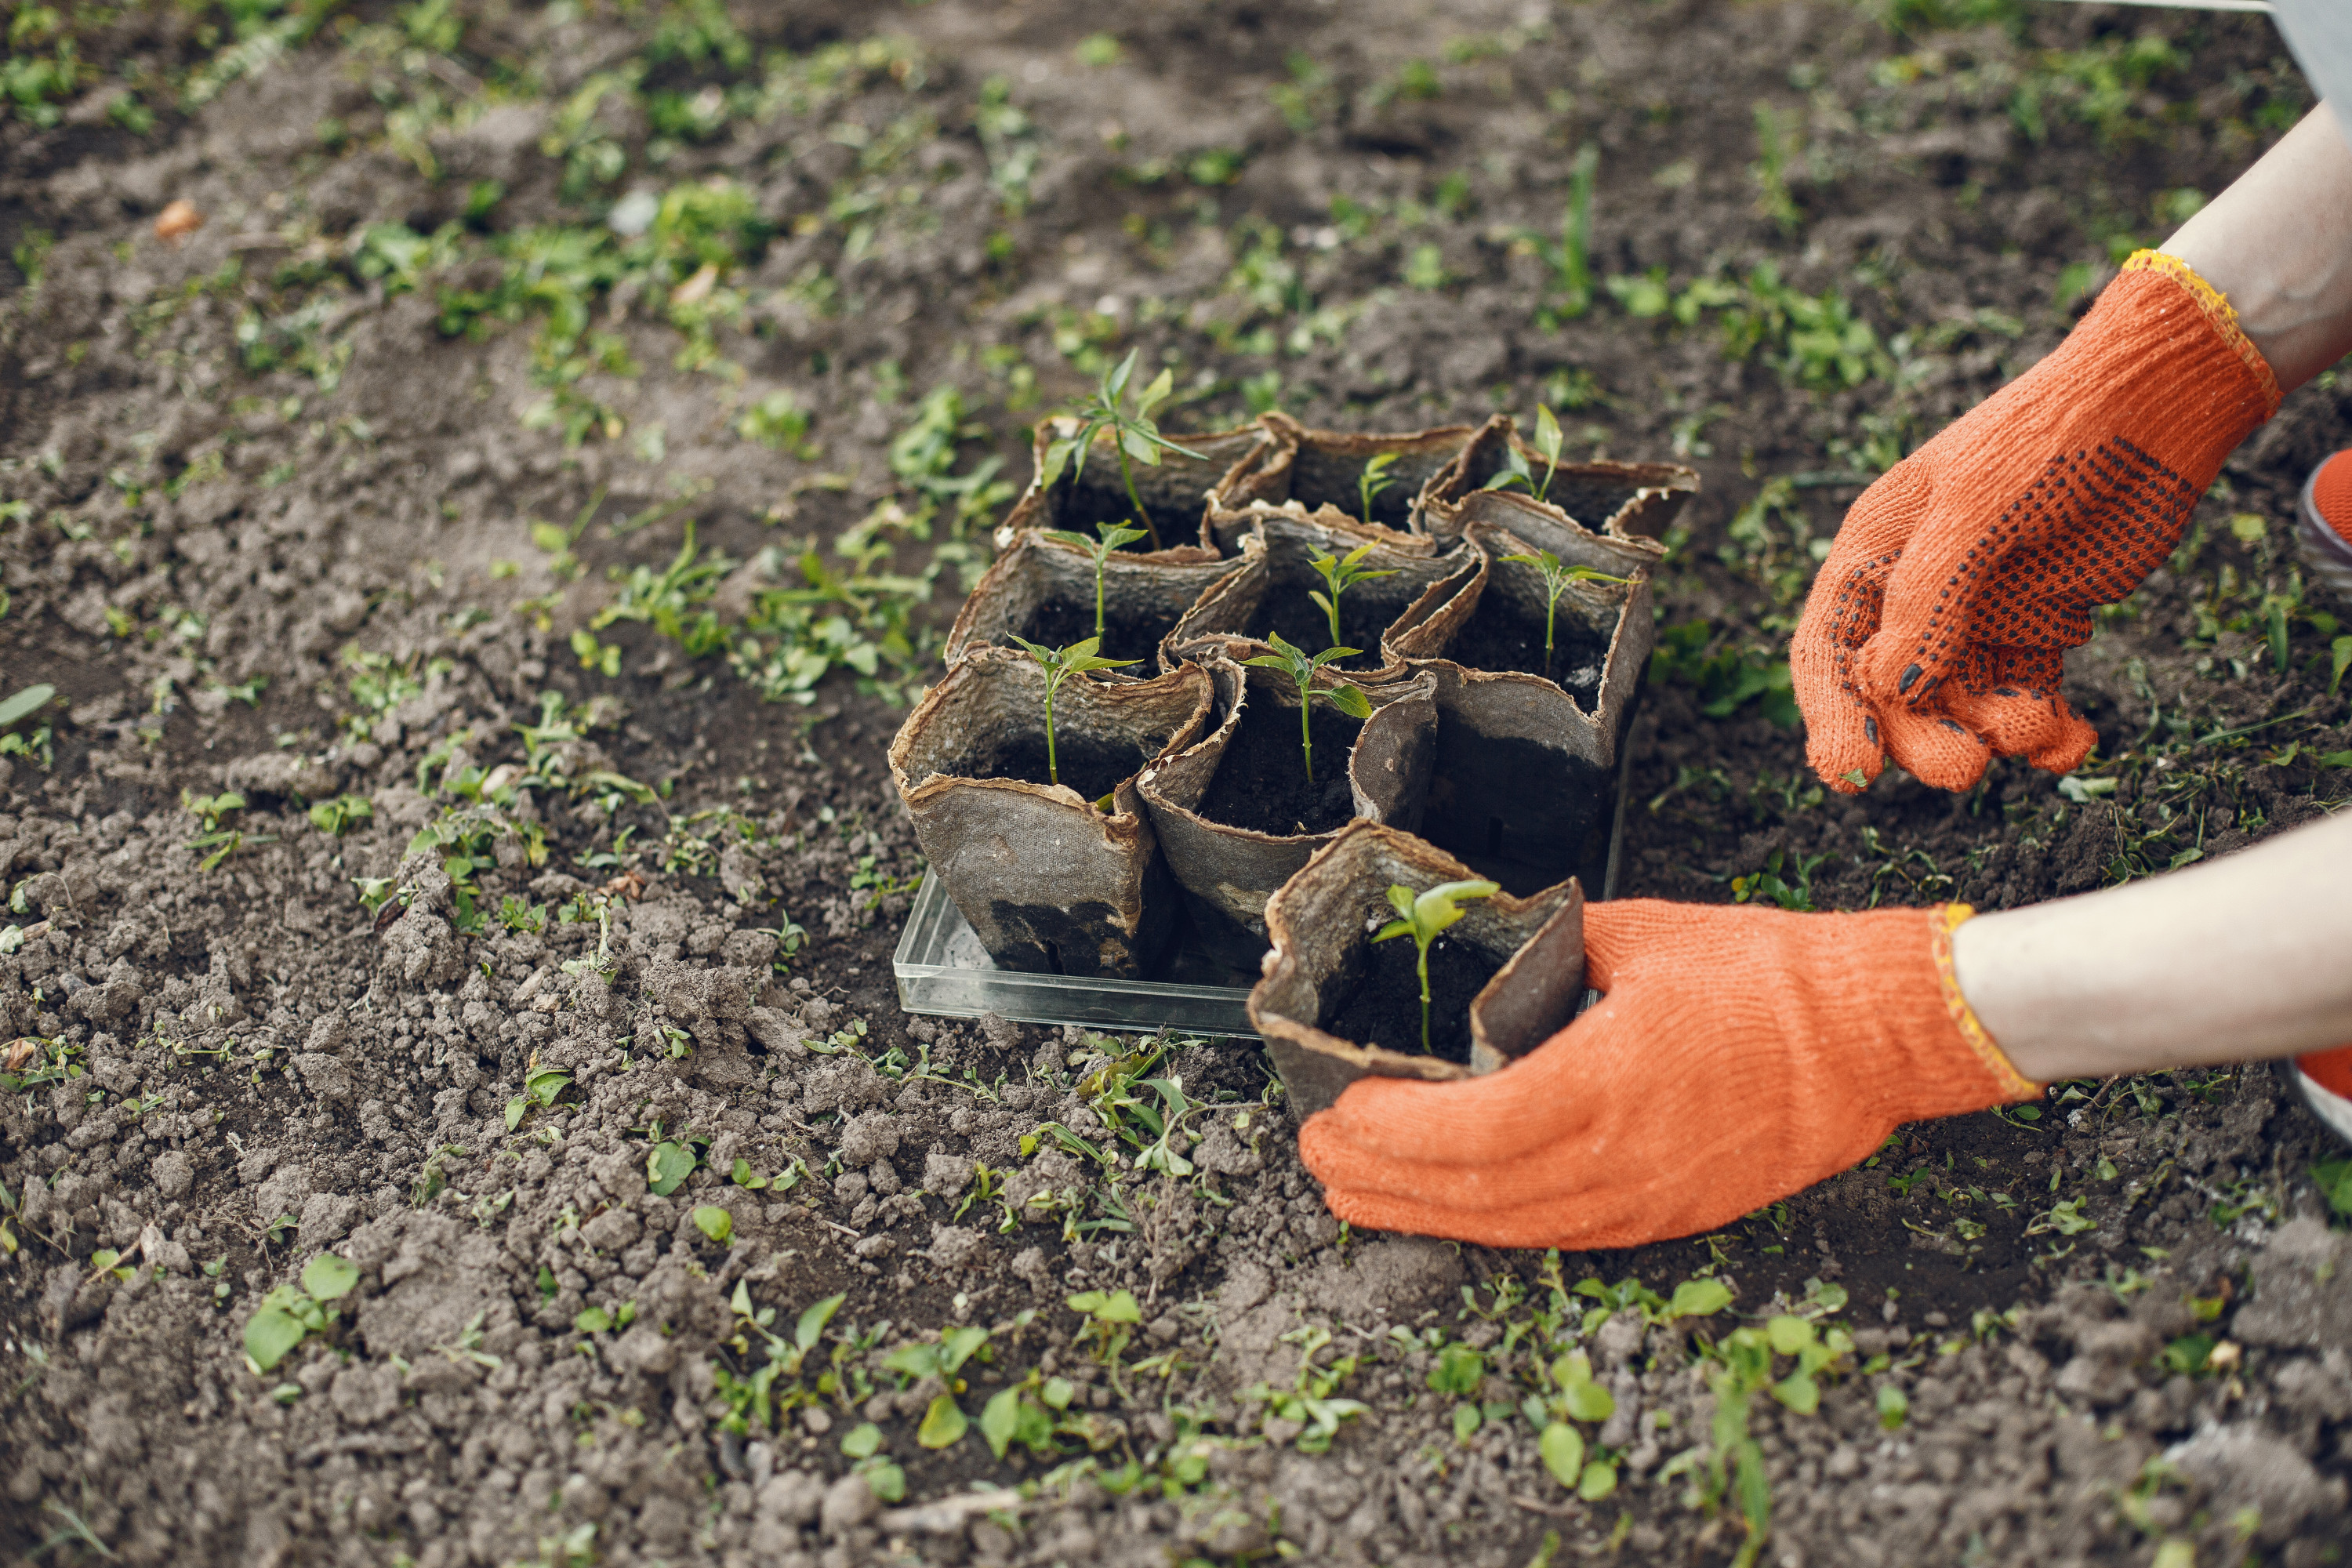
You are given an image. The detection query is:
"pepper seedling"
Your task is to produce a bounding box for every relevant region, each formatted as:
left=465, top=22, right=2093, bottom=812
left=1359, top=452, right=1400, bottom=530
left=1306, top=541, right=1399, bottom=653
left=1036, top=347, right=1207, bottom=553
left=1374, top=877, right=1499, bottom=1052
left=1497, top=549, right=1628, bottom=680
left=1483, top=405, right=1568, bottom=504
left=1043, top=521, right=1150, bottom=643
left=1008, top=635, right=1138, bottom=791
left=1243, top=630, right=1373, bottom=785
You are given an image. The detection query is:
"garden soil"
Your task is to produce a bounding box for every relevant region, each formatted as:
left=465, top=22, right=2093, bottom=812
left=3, top=3, right=2351, bottom=1566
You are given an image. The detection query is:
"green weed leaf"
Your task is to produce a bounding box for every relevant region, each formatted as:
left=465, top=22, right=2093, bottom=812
left=1539, top=1422, right=1585, bottom=1488
left=692, top=1205, right=733, bottom=1245
left=917, top=1392, right=967, bottom=1449
left=646, top=1141, right=695, bottom=1196
left=300, top=1253, right=358, bottom=1301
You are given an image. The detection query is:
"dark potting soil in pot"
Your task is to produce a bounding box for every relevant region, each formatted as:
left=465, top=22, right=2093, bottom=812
left=1194, top=700, right=1362, bottom=837
left=1014, top=592, right=1179, bottom=669
left=1323, top=933, right=1498, bottom=1065
left=1443, top=597, right=1611, bottom=699
left=1249, top=591, right=1396, bottom=673
left=967, top=730, right=1144, bottom=804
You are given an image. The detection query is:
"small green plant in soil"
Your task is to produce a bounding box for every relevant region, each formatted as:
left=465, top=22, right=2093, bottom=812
left=1044, top=521, right=1150, bottom=641
left=1483, top=405, right=1569, bottom=503
left=1036, top=347, right=1207, bottom=553
left=244, top=1252, right=360, bottom=1374
left=1498, top=549, right=1628, bottom=680
left=1374, top=877, right=1500, bottom=1052
left=1007, top=635, right=1137, bottom=790
left=1305, top=541, right=1399, bottom=652
left=1243, top=630, right=1372, bottom=784
left=1357, top=452, right=1399, bottom=530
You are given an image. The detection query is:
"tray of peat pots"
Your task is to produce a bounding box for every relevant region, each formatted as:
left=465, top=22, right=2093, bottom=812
left=1249, top=820, right=1588, bottom=1116
left=1202, top=412, right=1483, bottom=554
left=942, top=528, right=1245, bottom=672
left=1385, top=489, right=1664, bottom=897
left=1419, top=411, right=1700, bottom=545
left=1166, top=511, right=1472, bottom=681
left=887, top=644, right=1214, bottom=978
left=1135, top=652, right=1438, bottom=971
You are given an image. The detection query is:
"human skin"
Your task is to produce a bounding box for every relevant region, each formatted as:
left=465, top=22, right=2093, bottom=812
left=1947, top=104, right=2352, bottom=1082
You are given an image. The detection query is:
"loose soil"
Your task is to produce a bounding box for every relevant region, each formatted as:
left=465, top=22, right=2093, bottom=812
left=3, top=3, right=2350, bottom=1567
left=1193, top=699, right=1360, bottom=837
left=964, top=731, right=1141, bottom=807
left=1323, top=934, right=1494, bottom=1065
left=1440, top=593, right=1613, bottom=699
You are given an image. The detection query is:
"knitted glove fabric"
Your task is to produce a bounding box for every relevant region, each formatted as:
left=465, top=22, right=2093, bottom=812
left=1793, top=252, right=2281, bottom=793
left=1296, top=900, right=2038, bottom=1252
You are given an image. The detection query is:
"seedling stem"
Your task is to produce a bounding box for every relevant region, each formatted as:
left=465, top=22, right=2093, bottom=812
left=1044, top=522, right=1149, bottom=642
left=1374, top=878, right=1499, bottom=1051
left=1498, top=549, right=1629, bottom=679
left=1037, top=348, right=1207, bottom=553
left=1359, top=452, right=1399, bottom=531
left=1009, top=636, right=1137, bottom=790
left=1242, top=631, right=1373, bottom=785
left=1306, top=542, right=1399, bottom=653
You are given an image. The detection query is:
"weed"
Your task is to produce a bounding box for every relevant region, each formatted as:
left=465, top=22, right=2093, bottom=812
left=0, top=684, right=57, bottom=768
left=1007, top=636, right=1137, bottom=790
left=1499, top=549, right=1628, bottom=681
left=1374, top=879, right=1499, bottom=1051
left=1650, top=622, right=1800, bottom=728
left=882, top=1324, right=993, bottom=1447
left=307, top=794, right=372, bottom=836
left=739, top=390, right=818, bottom=458
left=1305, top=541, right=1399, bottom=652
left=1731, top=848, right=1829, bottom=913
left=244, top=1252, right=358, bottom=1374
left=1246, top=1323, right=1368, bottom=1453
left=1044, top=522, right=1151, bottom=641
left=713, top=1290, right=846, bottom=1434
left=1037, top=349, right=1207, bottom=552
left=1356, top=453, right=1401, bottom=532
left=1482, top=407, right=1570, bottom=504
left=1241, top=632, right=1373, bottom=785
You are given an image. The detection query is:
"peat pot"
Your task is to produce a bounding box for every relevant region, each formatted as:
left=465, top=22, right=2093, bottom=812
left=1387, top=492, right=1663, bottom=895
left=996, top=416, right=1272, bottom=557
left=1248, top=821, right=1586, bottom=1117
left=1204, top=412, right=1480, bottom=554
left=1165, top=512, right=1471, bottom=681
left=943, top=530, right=1244, bottom=672
left=1136, top=658, right=1438, bottom=970
left=887, top=648, right=1214, bottom=978
left=1420, top=413, right=1700, bottom=545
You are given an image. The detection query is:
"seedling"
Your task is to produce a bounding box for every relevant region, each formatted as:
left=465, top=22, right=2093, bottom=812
left=1043, top=521, right=1150, bottom=642
left=1497, top=549, right=1628, bottom=679
left=1358, top=452, right=1399, bottom=530
left=1007, top=635, right=1137, bottom=789
left=1374, top=878, right=1500, bottom=1051
left=1483, top=405, right=1568, bottom=503
left=1036, top=347, right=1207, bottom=552
left=1242, top=631, right=1372, bottom=785
left=1305, top=542, right=1399, bottom=652
left=243, top=1252, right=359, bottom=1374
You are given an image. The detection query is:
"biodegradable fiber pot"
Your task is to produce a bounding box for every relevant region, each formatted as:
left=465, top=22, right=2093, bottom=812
left=1387, top=492, right=1663, bottom=895
left=942, top=530, right=1244, bottom=672
left=1248, top=821, right=1585, bottom=1119
left=1163, top=512, right=1472, bottom=679
left=887, top=648, right=1214, bottom=978
left=1204, top=412, right=1479, bottom=554
left=995, top=416, right=1272, bottom=557
left=1420, top=412, right=1700, bottom=544
left=1136, top=659, right=1438, bottom=970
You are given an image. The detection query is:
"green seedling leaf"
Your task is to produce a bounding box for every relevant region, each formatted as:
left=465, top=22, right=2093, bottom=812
left=2332, top=635, right=2352, bottom=695
left=1496, top=549, right=1628, bottom=681
left=692, top=1206, right=733, bottom=1245
left=575, top=1306, right=613, bottom=1333
left=1539, top=1422, right=1585, bottom=1489
left=1358, top=452, right=1400, bottom=530
left=1563, top=1381, right=1614, bottom=1424
left=1666, top=1278, right=1733, bottom=1320
left=646, top=1141, right=695, bottom=1196
left=796, top=1293, right=847, bottom=1353
left=1578, top=1460, right=1618, bottom=1501
left=0, top=684, right=56, bottom=729
left=1373, top=878, right=1499, bottom=1051
left=505, top=1096, right=529, bottom=1131
left=1305, top=541, right=1399, bottom=649
left=1876, top=1383, right=1908, bottom=1430
left=1035, top=347, right=1208, bottom=550
left=1008, top=634, right=1138, bottom=787
left=1044, top=523, right=1152, bottom=641
left=979, top=1387, right=1022, bottom=1458
left=1772, top=1372, right=1820, bottom=1414
left=244, top=1306, right=307, bottom=1373
left=1068, top=1289, right=1142, bottom=1323
left=862, top=1460, right=906, bottom=1503
left=730, top=1156, right=769, bottom=1190
left=1241, top=630, right=1374, bottom=783
left=941, top=1325, right=991, bottom=1373
left=301, top=1253, right=358, bottom=1301
left=1766, top=1315, right=1814, bottom=1356
left=840, top=1422, right=884, bottom=1459
left=1428, top=1342, right=1485, bottom=1396
left=1451, top=1403, right=1482, bottom=1443
left=917, top=1392, right=967, bottom=1449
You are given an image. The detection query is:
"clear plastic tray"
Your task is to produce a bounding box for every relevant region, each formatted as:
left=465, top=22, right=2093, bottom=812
left=892, top=727, right=1635, bottom=1040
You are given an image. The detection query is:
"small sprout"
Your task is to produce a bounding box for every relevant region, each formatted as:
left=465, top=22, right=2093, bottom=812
left=1007, top=635, right=1138, bottom=790
left=307, top=793, right=373, bottom=836
left=692, top=1205, right=734, bottom=1245
left=1305, top=541, right=1399, bottom=652
left=1358, top=452, right=1400, bottom=530
left=1043, top=521, right=1150, bottom=642
left=1497, top=549, right=1628, bottom=679
left=1374, top=878, right=1499, bottom=1052
left=645, top=1140, right=695, bottom=1196
left=1036, top=347, right=1208, bottom=552
left=1483, top=405, right=1569, bottom=503
left=1241, top=631, right=1373, bottom=785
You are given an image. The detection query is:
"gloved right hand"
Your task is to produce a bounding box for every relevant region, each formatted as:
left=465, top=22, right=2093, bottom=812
left=1791, top=252, right=2280, bottom=794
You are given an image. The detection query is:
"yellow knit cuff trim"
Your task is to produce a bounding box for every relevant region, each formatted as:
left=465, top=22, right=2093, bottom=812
left=2121, top=249, right=2284, bottom=417
left=1931, top=904, right=2042, bottom=1102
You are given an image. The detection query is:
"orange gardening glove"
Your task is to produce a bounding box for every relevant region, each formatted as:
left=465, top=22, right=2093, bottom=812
left=1296, top=899, right=2038, bottom=1251
left=1792, top=252, right=2281, bottom=794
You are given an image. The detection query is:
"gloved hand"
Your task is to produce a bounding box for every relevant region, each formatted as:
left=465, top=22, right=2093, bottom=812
left=1297, top=899, right=2038, bottom=1251
left=1792, top=252, right=2280, bottom=793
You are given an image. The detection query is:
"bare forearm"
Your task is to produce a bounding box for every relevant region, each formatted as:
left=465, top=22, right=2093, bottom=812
left=1953, top=808, right=2352, bottom=1082
left=2162, top=104, right=2352, bottom=391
